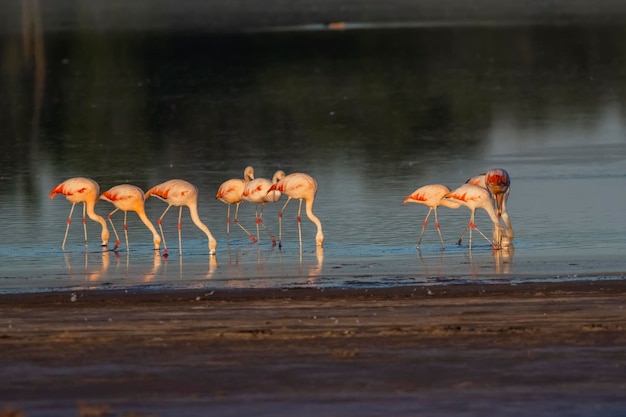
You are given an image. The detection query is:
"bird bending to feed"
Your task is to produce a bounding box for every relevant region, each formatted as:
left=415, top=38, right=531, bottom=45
left=464, top=168, right=513, bottom=246
left=216, top=166, right=256, bottom=242
left=99, top=184, right=161, bottom=251
left=443, top=183, right=503, bottom=250
left=484, top=168, right=513, bottom=242
left=242, top=170, right=285, bottom=246
left=49, top=177, right=110, bottom=249
left=267, top=172, right=324, bottom=248
left=403, top=184, right=461, bottom=249
left=145, top=179, right=217, bottom=256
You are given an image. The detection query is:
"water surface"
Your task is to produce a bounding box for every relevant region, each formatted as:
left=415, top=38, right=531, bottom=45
left=1, top=4, right=625, bottom=293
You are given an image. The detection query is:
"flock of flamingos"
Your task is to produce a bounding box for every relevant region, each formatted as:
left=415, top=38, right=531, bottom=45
left=49, top=167, right=513, bottom=256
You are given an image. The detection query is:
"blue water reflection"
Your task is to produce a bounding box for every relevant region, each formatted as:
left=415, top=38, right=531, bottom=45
left=1, top=9, right=625, bottom=292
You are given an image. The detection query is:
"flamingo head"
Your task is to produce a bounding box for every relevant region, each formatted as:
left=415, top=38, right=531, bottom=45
left=208, top=238, right=217, bottom=255
left=316, top=231, right=324, bottom=247
left=101, top=229, right=110, bottom=247
left=153, top=235, right=162, bottom=250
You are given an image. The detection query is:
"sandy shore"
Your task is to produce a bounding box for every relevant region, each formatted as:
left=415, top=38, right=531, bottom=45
left=1, top=281, right=626, bottom=416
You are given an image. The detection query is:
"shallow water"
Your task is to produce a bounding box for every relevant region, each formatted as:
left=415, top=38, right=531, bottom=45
left=1, top=3, right=625, bottom=294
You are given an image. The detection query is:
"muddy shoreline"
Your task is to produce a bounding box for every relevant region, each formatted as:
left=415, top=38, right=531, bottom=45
left=2, top=281, right=626, bottom=416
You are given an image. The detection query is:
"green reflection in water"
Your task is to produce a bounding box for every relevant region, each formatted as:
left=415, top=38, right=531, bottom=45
left=2, top=18, right=626, bottom=197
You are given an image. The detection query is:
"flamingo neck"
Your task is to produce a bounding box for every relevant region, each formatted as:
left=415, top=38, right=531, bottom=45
left=188, top=203, right=217, bottom=254
left=482, top=202, right=500, bottom=226
left=85, top=200, right=109, bottom=246
left=304, top=198, right=324, bottom=246
left=137, top=209, right=161, bottom=249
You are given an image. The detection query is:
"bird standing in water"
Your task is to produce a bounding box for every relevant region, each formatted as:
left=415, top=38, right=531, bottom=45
left=267, top=172, right=324, bottom=248
left=99, top=184, right=161, bottom=251
left=403, top=184, right=461, bottom=250
left=49, top=177, right=110, bottom=249
left=145, top=179, right=217, bottom=256
left=464, top=168, right=513, bottom=246
left=443, top=183, right=503, bottom=250
left=242, top=170, right=285, bottom=246
left=216, top=166, right=256, bottom=242
left=484, top=168, right=513, bottom=243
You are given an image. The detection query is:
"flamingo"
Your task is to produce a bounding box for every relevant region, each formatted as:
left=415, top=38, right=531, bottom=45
left=267, top=172, right=324, bottom=248
left=485, top=168, right=513, bottom=242
left=443, top=183, right=503, bottom=250
left=462, top=168, right=513, bottom=245
left=403, top=184, right=461, bottom=249
left=99, top=184, right=161, bottom=251
left=216, top=166, right=256, bottom=242
left=49, top=177, right=110, bottom=249
left=145, top=179, right=217, bottom=256
left=242, top=170, right=285, bottom=245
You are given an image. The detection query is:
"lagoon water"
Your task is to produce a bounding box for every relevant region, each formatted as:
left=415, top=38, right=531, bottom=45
left=1, top=2, right=625, bottom=294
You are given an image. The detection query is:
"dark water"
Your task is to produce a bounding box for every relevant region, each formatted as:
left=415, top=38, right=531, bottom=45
left=1, top=2, right=625, bottom=294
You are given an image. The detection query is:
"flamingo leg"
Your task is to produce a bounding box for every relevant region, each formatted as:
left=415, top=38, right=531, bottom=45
left=106, top=208, right=121, bottom=251
left=467, top=210, right=495, bottom=250
left=178, top=206, right=183, bottom=255
left=257, top=205, right=276, bottom=246
left=233, top=203, right=256, bottom=242
left=254, top=205, right=261, bottom=243
left=297, top=199, right=303, bottom=248
left=457, top=223, right=469, bottom=245
left=417, top=208, right=433, bottom=250
left=82, top=202, right=88, bottom=247
left=277, top=197, right=293, bottom=248
left=472, top=223, right=494, bottom=246
left=433, top=207, right=445, bottom=250
left=500, top=191, right=514, bottom=240
left=492, top=223, right=503, bottom=248
left=226, top=204, right=231, bottom=237
left=62, top=203, right=77, bottom=250
left=468, top=210, right=475, bottom=250
left=157, top=204, right=173, bottom=256
left=123, top=211, right=129, bottom=251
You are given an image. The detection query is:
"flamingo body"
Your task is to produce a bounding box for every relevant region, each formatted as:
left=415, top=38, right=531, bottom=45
left=146, top=179, right=217, bottom=255
left=268, top=172, right=323, bottom=247
left=49, top=177, right=109, bottom=248
left=466, top=174, right=486, bottom=188
left=403, top=184, right=460, bottom=249
left=242, top=171, right=284, bottom=245
left=216, top=166, right=256, bottom=241
left=99, top=184, right=161, bottom=250
left=242, top=176, right=283, bottom=204
left=444, top=183, right=503, bottom=250
left=485, top=168, right=513, bottom=242
left=465, top=168, right=513, bottom=243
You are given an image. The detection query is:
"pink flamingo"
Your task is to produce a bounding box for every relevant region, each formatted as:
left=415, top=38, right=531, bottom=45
left=463, top=168, right=513, bottom=245
left=485, top=168, right=513, bottom=242
left=145, top=179, right=217, bottom=256
left=216, top=166, right=256, bottom=242
left=267, top=172, right=324, bottom=248
left=443, top=183, right=503, bottom=250
left=403, top=184, right=461, bottom=249
left=242, top=170, right=285, bottom=245
left=99, top=184, right=161, bottom=251
left=49, top=177, right=110, bottom=249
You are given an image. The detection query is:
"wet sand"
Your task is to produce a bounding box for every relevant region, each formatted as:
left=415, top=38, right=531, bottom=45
left=1, top=281, right=626, bottom=416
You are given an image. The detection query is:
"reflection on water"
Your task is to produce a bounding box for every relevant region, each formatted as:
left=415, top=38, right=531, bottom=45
left=62, top=249, right=163, bottom=284
left=1, top=3, right=625, bottom=292
left=416, top=244, right=514, bottom=278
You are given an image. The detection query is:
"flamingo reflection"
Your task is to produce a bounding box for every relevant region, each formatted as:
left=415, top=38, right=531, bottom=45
left=63, top=249, right=111, bottom=283
left=305, top=247, right=325, bottom=285
left=493, top=245, right=514, bottom=275
left=159, top=253, right=218, bottom=281
left=114, top=250, right=164, bottom=283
